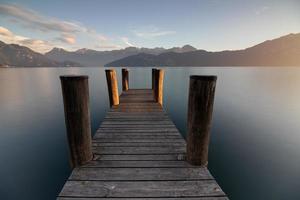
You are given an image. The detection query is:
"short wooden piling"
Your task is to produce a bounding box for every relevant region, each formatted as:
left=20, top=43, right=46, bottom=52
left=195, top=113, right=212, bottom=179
left=152, top=68, right=157, bottom=90
left=105, top=69, right=119, bottom=106
left=60, top=75, right=93, bottom=168
left=154, top=69, right=164, bottom=105
left=186, top=75, right=217, bottom=166
left=122, top=68, right=129, bottom=91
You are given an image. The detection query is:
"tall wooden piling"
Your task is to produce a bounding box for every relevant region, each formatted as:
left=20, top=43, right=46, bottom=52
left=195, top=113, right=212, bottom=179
left=186, top=75, right=217, bottom=166
left=60, top=75, right=93, bottom=168
left=105, top=69, right=119, bottom=106
left=152, top=68, right=157, bottom=90
left=122, top=68, right=129, bottom=91
left=154, top=69, right=164, bottom=105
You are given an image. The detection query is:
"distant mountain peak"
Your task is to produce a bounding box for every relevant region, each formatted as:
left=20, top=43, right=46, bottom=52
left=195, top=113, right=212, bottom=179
left=182, top=44, right=196, bottom=49
left=124, top=46, right=138, bottom=51
left=47, top=47, right=68, bottom=54
left=76, top=48, right=89, bottom=54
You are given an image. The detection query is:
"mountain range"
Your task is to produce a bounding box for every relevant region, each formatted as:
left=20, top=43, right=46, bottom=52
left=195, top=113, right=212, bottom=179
left=107, top=33, right=300, bottom=66
left=0, top=41, right=81, bottom=67
left=0, top=33, right=299, bottom=67
left=44, top=45, right=197, bottom=66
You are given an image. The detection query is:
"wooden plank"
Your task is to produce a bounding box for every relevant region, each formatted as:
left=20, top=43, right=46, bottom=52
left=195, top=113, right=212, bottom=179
left=103, top=118, right=171, bottom=121
left=92, top=138, right=185, bottom=143
left=112, top=104, right=161, bottom=107
left=58, top=197, right=229, bottom=200
left=113, top=102, right=159, bottom=105
left=96, top=128, right=180, bottom=132
left=69, top=167, right=213, bottom=181
left=121, top=89, right=152, bottom=93
left=94, top=132, right=180, bottom=137
left=95, top=128, right=181, bottom=132
left=92, top=146, right=186, bottom=154
left=93, top=154, right=186, bottom=161
left=92, top=142, right=186, bottom=147
left=81, top=160, right=194, bottom=168
left=58, top=180, right=225, bottom=197
left=94, top=135, right=182, bottom=139
left=100, top=125, right=177, bottom=129
left=101, top=121, right=174, bottom=125
left=110, top=110, right=163, bottom=112
left=106, top=112, right=168, bottom=116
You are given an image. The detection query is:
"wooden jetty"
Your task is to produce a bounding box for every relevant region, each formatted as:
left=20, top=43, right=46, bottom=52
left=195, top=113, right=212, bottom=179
left=57, top=69, right=228, bottom=199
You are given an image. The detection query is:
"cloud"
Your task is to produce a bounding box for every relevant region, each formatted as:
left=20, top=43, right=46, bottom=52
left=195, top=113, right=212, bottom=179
left=0, top=4, right=132, bottom=51
left=133, top=26, right=176, bottom=38
left=0, top=4, right=85, bottom=33
left=121, top=37, right=134, bottom=47
left=0, top=26, right=27, bottom=43
left=19, top=39, right=54, bottom=53
left=0, top=26, right=54, bottom=53
left=55, top=33, right=76, bottom=44
left=0, top=26, right=13, bottom=37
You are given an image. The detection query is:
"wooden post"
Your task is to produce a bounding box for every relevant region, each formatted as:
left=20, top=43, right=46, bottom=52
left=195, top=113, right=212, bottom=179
left=60, top=75, right=93, bottom=168
left=186, top=75, right=217, bottom=166
left=122, top=68, right=129, bottom=91
left=105, top=69, right=119, bottom=106
left=154, top=69, right=164, bottom=105
left=152, top=68, right=157, bottom=90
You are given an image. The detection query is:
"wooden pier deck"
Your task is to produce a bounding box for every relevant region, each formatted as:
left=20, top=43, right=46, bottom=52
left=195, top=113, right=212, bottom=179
left=57, top=89, right=228, bottom=199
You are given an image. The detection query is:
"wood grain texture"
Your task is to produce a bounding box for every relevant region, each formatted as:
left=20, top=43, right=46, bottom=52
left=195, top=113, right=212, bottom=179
left=92, top=142, right=186, bottom=147
left=80, top=160, right=194, bottom=168
left=186, top=76, right=217, bottom=166
left=59, top=180, right=225, bottom=197
left=93, top=154, right=186, bottom=161
left=152, top=68, right=157, bottom=89
left=122, top=68, right=129, bottom=91
left=69, top=167, right=213, bottom=180
left=154, top=69, right=164, bottom=105
left=58, top=88, right=227, bottom=199
left=59, top=198, right=229, bottom=200
left=105, top=69, right=119, bottom=106
left=60, top=76, right=93, bottom=168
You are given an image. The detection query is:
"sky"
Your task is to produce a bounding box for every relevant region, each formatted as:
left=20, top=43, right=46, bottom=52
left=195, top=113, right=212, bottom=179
left=0, top=0, right=299, bottom=53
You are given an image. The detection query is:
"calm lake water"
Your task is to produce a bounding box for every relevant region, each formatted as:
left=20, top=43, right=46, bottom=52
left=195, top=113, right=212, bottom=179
left=0, top=67, right=300, bottom=200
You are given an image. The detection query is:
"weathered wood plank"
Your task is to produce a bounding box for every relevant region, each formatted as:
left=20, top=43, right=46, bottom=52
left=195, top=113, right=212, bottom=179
left=70, top=167, right=213, bottom=181
left=105, top=112, right=168, bottom=116
left=100, top=124, right=176, bottom=130
left=94, top=133, right=180, bottom=137
left=80, top=160, right=194, bottom=168
left=92, top=146, right=186, bottom=154
left=59, top=180, right=225, bottom=197
left=92, top=142, right=186, bottom=147
left=92, top=138, right=185, bottom=143
left=96, top=128, right=180, bottom=132
left=94, top=135, right=182, bottom=140
left=101, top=121, right=174, bottom=125
left=105, top=115, right=167, bottom=117
left=103, top=118, right=171, bottom=121
left=93, top=154, right=186, bottom=161
left=58, top=197, right=229, bottom=200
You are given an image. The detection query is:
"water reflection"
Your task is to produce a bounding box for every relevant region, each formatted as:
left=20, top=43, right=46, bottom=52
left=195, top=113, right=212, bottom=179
left=0, top=67, right=300, bottom=200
